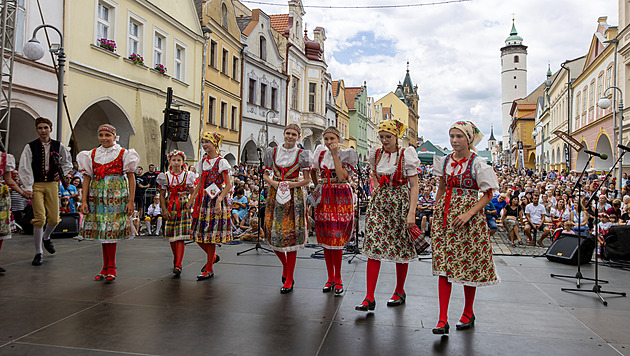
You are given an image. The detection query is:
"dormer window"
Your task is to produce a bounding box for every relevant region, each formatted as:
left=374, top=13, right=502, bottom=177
left=259, top=36, right=266, bottom=60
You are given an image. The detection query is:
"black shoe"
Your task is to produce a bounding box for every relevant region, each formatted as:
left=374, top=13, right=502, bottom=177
left=355, top=298, right=376, bottom=311
left=432, top=321, right=450, bottom=335
left=173, top=266, right=182, bottom=276
left=386, top=292, right=406, bottom=307
left=456, top=314, right=475, bottom=330
left=282, top=276, right=286, bottom=284
left=0, top=266, right=5, bottom=273
left=197, top=271, right=214, bottom=280
left=214, top=255, right=220, bottom=264
left=43, top=239, right=55, bottom=254
left=334, top=283, right=344, bottom=295
left=32, top=253, right=43, bottom=266
left=280, top=280, right=295, bottom=294
left=322, top=281, right=334, bottom=293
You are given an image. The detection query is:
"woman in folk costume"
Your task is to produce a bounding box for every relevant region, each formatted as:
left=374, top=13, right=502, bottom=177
left=157, top=150, right=195, bottom=276
left=355, top=119, right=420, bottom=311
left=77, top=124, right=140, bottom=281
left=190, top=132, right=232, bottom=281
left=0, top=144, right=29, bottom=273
left=263, top=123, right=311, bottom=294
left=310, top=126, right=357, bottom=294
left=431, top=121, right=500, bottom=335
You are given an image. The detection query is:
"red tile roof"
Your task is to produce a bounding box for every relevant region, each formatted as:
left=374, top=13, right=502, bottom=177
left=345, top=87, right=361, bottom=110
left=332, top=81, right=338, bottom=97
left=269, top=14, right=290, bottom=33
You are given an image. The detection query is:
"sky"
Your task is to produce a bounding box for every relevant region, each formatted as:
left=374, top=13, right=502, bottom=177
left=240, top=0, right=619, bottom=149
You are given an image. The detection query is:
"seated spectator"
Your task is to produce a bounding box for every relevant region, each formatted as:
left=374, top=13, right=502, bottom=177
left=417, top=186, right=435, bottom=235
left=231, top=187, right=248, bottom=225
left=60, top=196, right=72, bottom=213
left=59, top=175, right=78, bottom=213
left=596, top=194, right=611, bottom=213
left=484, top=200, right=498, bottom=236
left=240, top=217, right=262, bottom=242
left=561, top=221, right=576, bottom=235
left=524, top=193, right=550, bottom=246
left=491, top=193, right=508, bottom=215
left=502, top=195, right=523, bottom=247
left=135, top=166, right=150, bottom=217
left=606, top=198, right=622, bottom=218
left=597, top=213, right=611, bottom=244
left=71, top=176, right=83, bottom=211
left=145, top=195, right=163, bottom=236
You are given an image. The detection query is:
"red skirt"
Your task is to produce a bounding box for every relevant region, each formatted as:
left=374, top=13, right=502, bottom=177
left=314, top=183, right=354, bottom=249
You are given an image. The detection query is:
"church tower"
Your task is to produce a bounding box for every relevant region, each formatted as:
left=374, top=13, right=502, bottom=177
left=500, top=19, right=527, bottom=148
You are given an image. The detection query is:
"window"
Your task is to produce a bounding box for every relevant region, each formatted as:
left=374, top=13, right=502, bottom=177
left=222, top=49, right=228, bottom=74
left=582, top=89, right=587, bottom=112
left=606, top=66, right=613, bottom=90
left=154, top=32, right=165, bottom=65
left=271, top=87, right=277, bottom=111
left=14, top=0, right=25, bottom=53
left=210, top=40, right=217, bottom=68
left=597, top=74, right=603, bottom=107
left=208, top=96, right=216, bottom=124
left=589, top=82, right=595, bottom=108
left=231, top=106, right=237, bottom=130
left=575, top=93, right=581, bottom=117
left=260, top=83, right=267, bottom=107
left=174, top=45, right=185, bottom=81
left=220, top=102, right=227, bottom=127
left=514, top=55, right=519, bottom=63
left=309, top=83, right=316, bottom=112
left=248, top=79, right=256, bottom=104
left=291, top=78, right=299, bottom=110
left=221, top=3, right=228, bottom=28
left=232, top=56, right=239, bottom=79
left=97, top=1, right=112, bottom=41
left=128, top=19, right=142, bottom=56
left=259, top=36, right=266, bottom=60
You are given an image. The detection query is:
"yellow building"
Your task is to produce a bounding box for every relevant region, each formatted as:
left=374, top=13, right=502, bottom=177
left=332, top=80, right=351, bottom=149
left=375, top=92, right=410, bottom=147
left=197, top=0, right=244, bottom=165
left=65, top=0, right=204, bottom=166
left=509, top=101, right=537, bottom=169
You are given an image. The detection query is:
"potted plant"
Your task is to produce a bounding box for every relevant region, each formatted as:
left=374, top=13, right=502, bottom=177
left=129, top=53, right=144, bottom=65
left=154, top=63, right=167, bottom=75
left=98, top=38, right=116, bottom=52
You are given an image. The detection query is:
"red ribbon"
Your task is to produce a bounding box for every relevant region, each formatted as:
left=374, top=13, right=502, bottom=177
left=94, top=165, right=108, bottom=181
left=379, top=175, right=390, bottom=186
left=442, top=157, right=468, bottom=227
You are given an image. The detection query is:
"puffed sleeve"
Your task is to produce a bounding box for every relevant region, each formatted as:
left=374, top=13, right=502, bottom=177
left=5, top=153, right=15, bottom=172
left=195, top=157, right=204, bottom=173
left=156, top=173, right=167, bottom=190
left=299, top=150, right=311, bottom=170
left=403, top=147, right=420, bottom=177
left=433, top=155, right=446, bottom=178
left=186, top=171, right=196, bottom=187
left=368, top=146, right=379, bottom=170
left=18, top=144, right=34, bottom=191
left=218, top=158, right=231, bottom=173
left=264, top=147, right=274, bottom=173
left=122, top=149, right=140, bottom=174
left=311, top=145, right=325, bottom=170
left=76, top=150, right=94, bottom=178
left=340, top=148, right=358, bottom=175
left=473, top=158, right=499, bottom=193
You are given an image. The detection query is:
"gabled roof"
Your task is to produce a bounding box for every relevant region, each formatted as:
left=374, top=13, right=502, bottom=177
left=345, top=87, right=362, bottom=110
left=488, top=126, right=496, bottom=141
left=193, top=0, right=204, bottom=21
left=402, top=69, right=414, bottom=93
left=332, top=81, right=338, bottom=97
left=236, top=16, right=252, bottom=33
left=269, top=14, right=290, bottom=33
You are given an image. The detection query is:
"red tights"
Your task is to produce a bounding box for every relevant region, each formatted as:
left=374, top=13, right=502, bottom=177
left=437, top=276, right=476, bottom=324
left=169, top=241, right=185, bottom=267
left=363, top=258, right=409, bottom=303
left=197, top=243, right=216, bottom=273
left=100, top=243, right=118, bottom=275
left=323, top=248, right=343, bottom=286
left=275, top=250, right=297, bottom=288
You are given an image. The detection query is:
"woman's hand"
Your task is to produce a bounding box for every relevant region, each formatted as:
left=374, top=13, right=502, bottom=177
left=269, top=181, right=279, bottom=190
left=214, top=201, right=222, bottom=215
left=80, top=202, right=89, bottom=215
left=126, top=201, right=135, bottom=216
left=329, top=142, right=339, bottom=155
left=406, top=212, right=415, bottom=229
left=453, top=212, right=473, bottom=229
left=162, top=210, right=171, bottom=220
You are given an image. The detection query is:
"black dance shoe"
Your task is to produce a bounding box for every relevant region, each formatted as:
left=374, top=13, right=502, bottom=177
left=355, top=298, right=376, bottom=311
left=32, top=253, right=43, bottom=266
left=43, top=239, right=56, bottom=254
left=456, top=314, right=475, bottom=330
left=322, top=281, right=334, bottom=293
left=432, top=321, right=450, bottom=335
left=197, top=271, right=214, bottom=280
left=282, top=276, right=286, bottom=284
left=386, top=292, right=406, bottom=307
left=280, top=281, right=295, bottom=294
left=173, top=266, right=182, bottom=276
left=334, top=283, right=344, bottom=295
left=0, top=266, right=6, bottom=273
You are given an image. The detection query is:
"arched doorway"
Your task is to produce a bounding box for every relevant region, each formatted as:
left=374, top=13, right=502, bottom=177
left=72, top=99, right=134, bottom=156
left=241, top=140, right=258, bottom=165
left=224, top=153, right=236, bottom=166
left=594, top=134, right=613, bottom=170
left=0, top=108, right=37, bottom=158
left=576, top=141, right=589, bottom=170
left=527, top=152, right=536, bottom=170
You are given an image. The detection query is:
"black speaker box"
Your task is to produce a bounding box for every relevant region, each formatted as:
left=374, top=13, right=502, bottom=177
left=51, top=213, right=80, bottom=238
left=602, top=225, right=630, bottom=262
left=545, top=233, right=595, bottom=265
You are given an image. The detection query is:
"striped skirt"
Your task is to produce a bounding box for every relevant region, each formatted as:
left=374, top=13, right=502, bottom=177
left=191, top=194, right=232, bottom=244
left=264, top=185, right=307, bottom=252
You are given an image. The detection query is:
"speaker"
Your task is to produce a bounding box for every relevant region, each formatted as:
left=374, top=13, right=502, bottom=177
left=545, top=233, right=595, bottom=265
left=602, top=225, right=630, bottom=262
left=52, top=213, right=80, bottom=238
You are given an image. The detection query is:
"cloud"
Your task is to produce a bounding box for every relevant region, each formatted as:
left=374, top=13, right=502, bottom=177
left=251, top=0, right=618, bottom=149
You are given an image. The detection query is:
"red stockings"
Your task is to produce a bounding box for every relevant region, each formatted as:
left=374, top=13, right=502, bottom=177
left=100, top=243, right=118, bottom=276
left=463, top=285, right=476, bottom=319
left=197, top=243, right=216, bottom=273
left=170, top=241, right=185, bottom=267
left=394, top=263, right=409, bottom=298
left=275, top=250, right=297, bottom=288
left=438, top=276, right=452, bottom=323
left=323, top=248, right=343, bottom=285
left=365, top=258, right=381, bottom=302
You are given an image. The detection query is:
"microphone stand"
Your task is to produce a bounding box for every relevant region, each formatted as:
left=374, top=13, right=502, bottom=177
left=346, top=163, right=366, bottom=264
left=560, top=151, right=627, bottom=305
left=237, top=148, right=273, bottom=255
left=550, top=154, right=596, bottom=287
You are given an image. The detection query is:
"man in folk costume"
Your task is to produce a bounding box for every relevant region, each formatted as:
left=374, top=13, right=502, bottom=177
left=19, top=117, right=72, bottom=266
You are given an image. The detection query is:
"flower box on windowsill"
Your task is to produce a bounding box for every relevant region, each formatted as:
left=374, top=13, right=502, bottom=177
left=90, top=44, right=120, bottom=58
left=97, top=38, right=117, bottom=52
left=123, top=57, right=148, bottom=68
left=128, top=53, right=145, bottom=66
left=149, top=68, right=170, bottom=78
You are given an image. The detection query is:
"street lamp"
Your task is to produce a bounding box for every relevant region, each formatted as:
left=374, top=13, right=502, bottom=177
left=198, top=26, right=212, bottom=158
left=598, top=86, right=624, bottom=196
left=23, top=24, right=64, bottom=141
left=259, top=110, right=279, bottom=148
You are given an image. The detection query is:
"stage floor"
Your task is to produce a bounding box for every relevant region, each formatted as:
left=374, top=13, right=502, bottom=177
left=0, top=234, right=629, bottom=356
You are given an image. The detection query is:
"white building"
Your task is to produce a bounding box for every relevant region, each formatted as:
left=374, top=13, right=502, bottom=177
left=237, top=9, right=287, bottom=164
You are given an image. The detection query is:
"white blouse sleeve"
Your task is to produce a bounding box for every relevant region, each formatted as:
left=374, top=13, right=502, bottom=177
left=311, top=145, right=325, bottom=170
left=218, top=158, right=230, bottom=173
left=473, top=158, right=499, bottom=193
left=76, top=150, right=94, bottom=178
left=299, top=150, right=312, bottom=171
left=122, top=149, right=140, bottom=174
left=195, top=158, right=203, bottom=173
left=186, top=172, right=196, bottom=187
left=5, top=153, right=16, bottom=172
left=341, top=149, right=358, bottom=174
left=156, top=173, right=168, bottom=190
left=403, top=147, right=420, bottom=177
left=432, top=155, right=446, bottom=178
left=368, top=146, right=379, bottom=170
left=18, top=144, right=34, bottom=191
left=264, top=147, right=274, bottom=173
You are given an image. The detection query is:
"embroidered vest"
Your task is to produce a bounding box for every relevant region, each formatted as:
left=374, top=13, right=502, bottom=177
left=375, top=148, right=407, bottom=187
left=29, top=139, right=61, bottom=183
left=272, top=146, right=303, bottom=181
left=91, top=148, right=125, bottom=180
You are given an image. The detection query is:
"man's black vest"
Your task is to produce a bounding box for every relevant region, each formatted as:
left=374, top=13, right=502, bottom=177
left=29, top=139, right=61, bottom=183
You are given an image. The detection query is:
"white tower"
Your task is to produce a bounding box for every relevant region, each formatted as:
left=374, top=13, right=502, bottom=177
left=500, top=19, right=527, bottom=148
